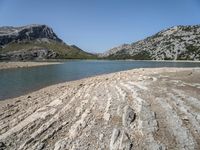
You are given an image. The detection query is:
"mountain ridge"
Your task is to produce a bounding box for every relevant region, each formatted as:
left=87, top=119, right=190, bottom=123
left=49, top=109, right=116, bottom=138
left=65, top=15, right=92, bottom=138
left=0, top=24, right=96, bottom=60
left=101, top=25, right=200, bottom=60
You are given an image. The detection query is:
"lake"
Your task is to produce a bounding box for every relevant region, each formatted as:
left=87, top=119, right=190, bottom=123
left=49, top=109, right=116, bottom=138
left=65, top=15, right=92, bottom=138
left=0, top=60, right=200, bottom=100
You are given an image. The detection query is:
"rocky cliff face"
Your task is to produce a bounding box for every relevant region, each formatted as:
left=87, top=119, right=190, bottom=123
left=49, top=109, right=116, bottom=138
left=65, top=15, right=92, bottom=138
left=0, top=24, right=95, bottom=60
left=102, top=25, right=200, bottom=60
left=0, top=24, right=62, bottom=46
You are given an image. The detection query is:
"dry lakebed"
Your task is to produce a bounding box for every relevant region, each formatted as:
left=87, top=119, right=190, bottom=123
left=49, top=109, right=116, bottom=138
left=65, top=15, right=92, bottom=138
left=0, top=68, right=200, bottom=150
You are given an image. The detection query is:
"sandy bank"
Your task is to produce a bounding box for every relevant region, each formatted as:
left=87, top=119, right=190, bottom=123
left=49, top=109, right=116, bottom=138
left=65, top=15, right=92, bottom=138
left=0, top=61, right=61, bottom=70
left=0, top=67, right=200, bottom=149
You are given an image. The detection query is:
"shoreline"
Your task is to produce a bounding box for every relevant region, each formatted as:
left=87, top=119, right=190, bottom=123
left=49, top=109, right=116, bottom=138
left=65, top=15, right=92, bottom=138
left=0, top=67, right=200, bottom=101
left=1, top=66, right=199, bottom=101
left=69, top=59, right=200, bottom=63
left=96, top=59, right=200, bottom=63
left=0, top=67, right=200, bottom=149
left=0, top=61, right=62, bottom=70
left=0, top=59, right=200, bottom=70
left=1, top=67, right=198, bottom=102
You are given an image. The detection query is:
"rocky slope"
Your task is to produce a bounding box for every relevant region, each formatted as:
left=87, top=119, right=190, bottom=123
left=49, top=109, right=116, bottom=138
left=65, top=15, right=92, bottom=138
left=0, top=25, right=95, bottom=60
left=0, top=68, right=200, bottom=149
left=102, top=25, right=200, bottom=60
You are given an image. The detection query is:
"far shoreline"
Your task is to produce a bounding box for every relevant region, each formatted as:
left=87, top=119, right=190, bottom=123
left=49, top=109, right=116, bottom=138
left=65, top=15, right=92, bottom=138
left=1, top=59, right=200, bottom=70
left=95, top=59, right=200, bottom=63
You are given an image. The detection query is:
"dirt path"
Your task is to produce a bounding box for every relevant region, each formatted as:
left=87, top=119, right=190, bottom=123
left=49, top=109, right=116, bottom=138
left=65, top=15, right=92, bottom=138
left=0, top=68, right=199, bottom=150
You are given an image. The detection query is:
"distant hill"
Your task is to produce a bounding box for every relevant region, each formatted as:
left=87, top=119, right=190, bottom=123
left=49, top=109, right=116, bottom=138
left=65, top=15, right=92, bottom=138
left=0, top=24, right=96, bottom=60
left=101, top=25, right=200, bottom=60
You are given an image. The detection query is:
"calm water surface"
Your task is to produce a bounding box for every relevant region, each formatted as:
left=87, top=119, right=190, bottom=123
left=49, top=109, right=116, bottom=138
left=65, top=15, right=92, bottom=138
left=0, top=60, right=200, bottom=100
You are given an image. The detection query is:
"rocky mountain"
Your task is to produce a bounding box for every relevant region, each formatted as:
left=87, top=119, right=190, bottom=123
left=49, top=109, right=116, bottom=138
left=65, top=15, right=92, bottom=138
left=0, top=24, right=95, bottom=60
left=102, top=25, right=200, bottom=60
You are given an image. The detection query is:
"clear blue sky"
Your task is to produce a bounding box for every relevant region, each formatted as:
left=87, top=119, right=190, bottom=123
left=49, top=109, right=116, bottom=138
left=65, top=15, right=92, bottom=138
left=0, top=0, right=200, bottom=53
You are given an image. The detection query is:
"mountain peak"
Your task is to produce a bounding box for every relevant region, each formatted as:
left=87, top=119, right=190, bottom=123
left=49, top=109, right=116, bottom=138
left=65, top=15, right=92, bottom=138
left=0, top=24, right=62, bottom=45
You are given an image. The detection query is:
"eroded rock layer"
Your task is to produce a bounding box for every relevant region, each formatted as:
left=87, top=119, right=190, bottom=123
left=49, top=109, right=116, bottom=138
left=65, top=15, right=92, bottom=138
left=0, top=68, right=200, bottom=149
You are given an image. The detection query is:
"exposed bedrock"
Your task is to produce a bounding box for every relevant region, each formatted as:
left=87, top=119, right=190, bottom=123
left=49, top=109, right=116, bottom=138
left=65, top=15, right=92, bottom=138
left=0, top=68, right=200, bottom=149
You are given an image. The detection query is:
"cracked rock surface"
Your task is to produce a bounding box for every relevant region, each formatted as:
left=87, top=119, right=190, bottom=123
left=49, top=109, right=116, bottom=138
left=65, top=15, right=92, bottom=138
left=0, top=68, right=200, bottom=149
